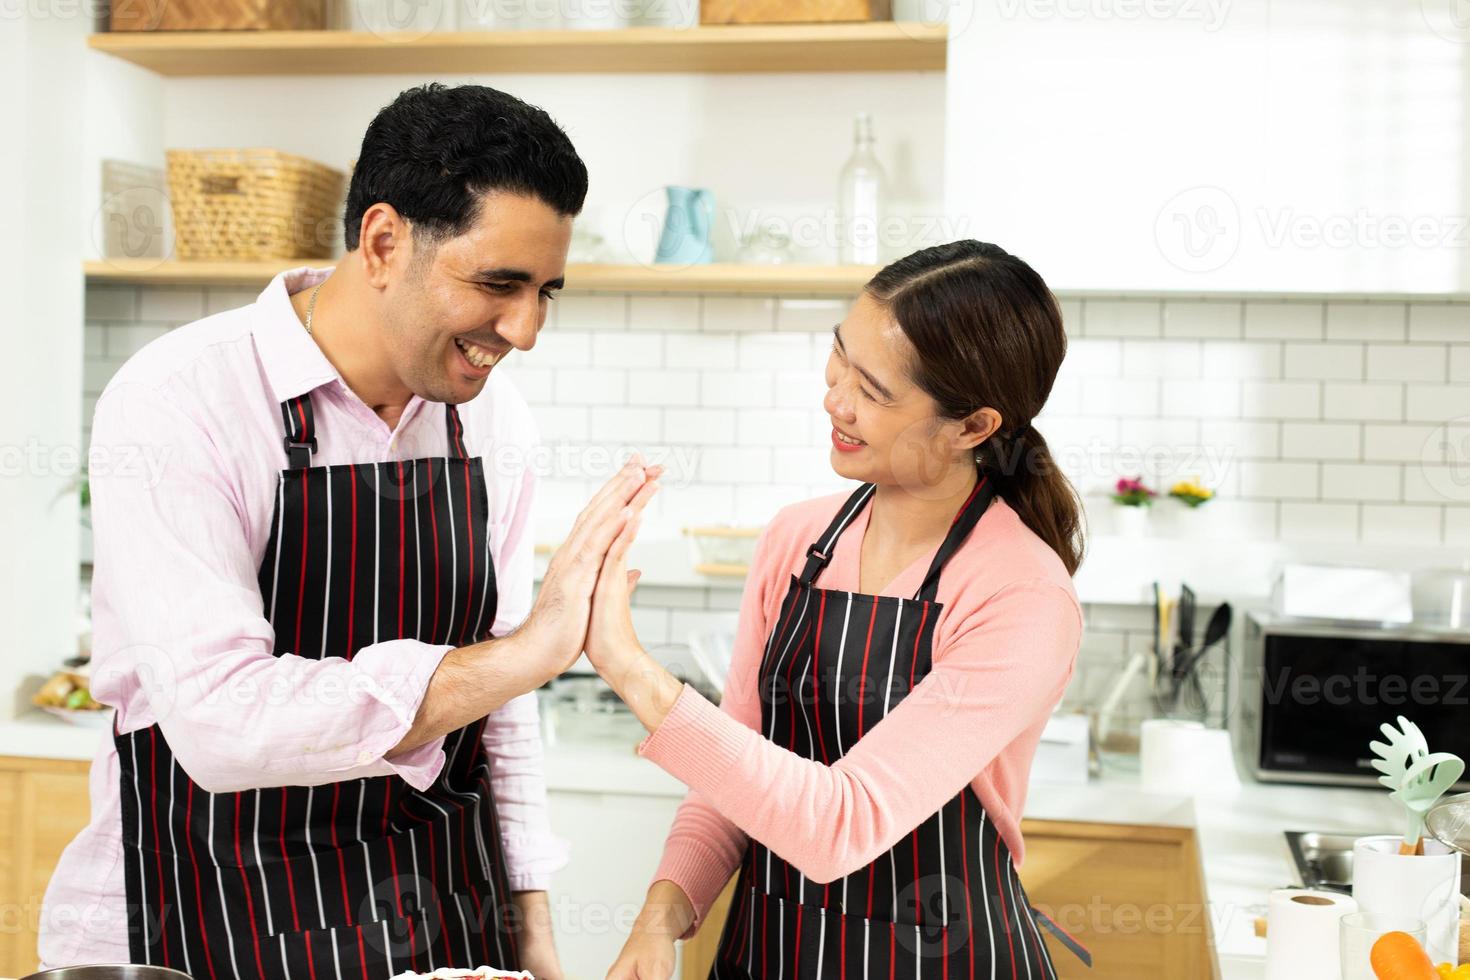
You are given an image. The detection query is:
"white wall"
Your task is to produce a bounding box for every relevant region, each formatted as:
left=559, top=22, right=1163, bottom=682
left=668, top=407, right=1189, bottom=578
left=154, top=71, right=947, bottom=263
left=1, top=9, right=92, bottom=720
left=85, top=284, right=1470, bottom=555
left=945, top=0, right=1470, bottom=294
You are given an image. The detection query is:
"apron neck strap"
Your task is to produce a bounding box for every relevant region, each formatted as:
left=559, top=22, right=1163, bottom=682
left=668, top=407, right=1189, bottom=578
left=445, top=402, right=468, bottom=458
left=280, top=394, right=318, bottom=469
left=280, top=397, right=470, bottom=469
left=912, top=474, right=996, bottom=603
left=798, top=483, right=876, bottom=587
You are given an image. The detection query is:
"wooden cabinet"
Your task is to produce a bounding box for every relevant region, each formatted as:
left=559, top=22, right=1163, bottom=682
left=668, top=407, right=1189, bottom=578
left=682, top=820, right=1215, bottom=980
left=1020, top=820, right=1214, bottom=980
left=0, top=755, right=93, bottom=979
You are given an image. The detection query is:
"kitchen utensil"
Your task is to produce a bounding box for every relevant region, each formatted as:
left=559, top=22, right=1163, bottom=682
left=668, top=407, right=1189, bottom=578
left=1172, top=600, right=1231, bottom=684
left=1426, top=792, right=1470, bottom=856
left=1150, top=582, right=1176, bottom=695
left=1169, top=602, right=1234, bottom=716
left=1338, top=911, right=1429, bottom=980
left=1175, top=583, right=1196, bottom=678
left=1369, top=716, right=1437, bottom=850
left=1370, top=716, right=1431, bottom=790
left=1393, top=752, right=1466, bottom=850
left=22, top=966, right=196, bottom=979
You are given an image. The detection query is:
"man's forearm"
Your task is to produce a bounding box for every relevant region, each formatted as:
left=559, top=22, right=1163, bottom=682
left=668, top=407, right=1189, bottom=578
left=513, top=890, right=561, bottom=978
left=390, top=631, right=544, bottom=756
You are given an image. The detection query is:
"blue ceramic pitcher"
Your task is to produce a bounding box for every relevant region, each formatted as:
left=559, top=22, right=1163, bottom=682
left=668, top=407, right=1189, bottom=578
left=654, top=186, right=714, bottom=265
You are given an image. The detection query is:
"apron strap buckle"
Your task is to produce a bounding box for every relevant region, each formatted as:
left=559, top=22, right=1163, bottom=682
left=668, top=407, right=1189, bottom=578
left=283, top=435, right=318, bottom=469
left=798, top=543, right=833, bottom=585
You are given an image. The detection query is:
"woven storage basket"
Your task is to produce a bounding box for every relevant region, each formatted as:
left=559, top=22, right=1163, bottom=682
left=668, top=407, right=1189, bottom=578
left=701, top=0, right=890, bottom=23
left=110, top=0, right=322, bottom=31
left=167, top=149, right=345, bottom=261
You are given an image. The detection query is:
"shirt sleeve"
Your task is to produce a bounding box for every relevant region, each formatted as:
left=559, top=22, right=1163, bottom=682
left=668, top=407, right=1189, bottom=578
left=477, top=458, right=569, bottom=892
left=637, top=579, right=1081, bottom=886
left=88, top=381, right=454, bottom=795
left=645, top=526, right=780, bottom=937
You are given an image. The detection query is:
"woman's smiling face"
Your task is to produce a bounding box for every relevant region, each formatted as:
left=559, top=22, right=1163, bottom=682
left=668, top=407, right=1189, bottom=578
left=823, top=292, right=997, bottom=494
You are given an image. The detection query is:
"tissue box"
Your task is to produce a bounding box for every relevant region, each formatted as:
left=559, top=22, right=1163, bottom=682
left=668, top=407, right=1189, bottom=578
left=1031, top=712, right=1090, bottom=785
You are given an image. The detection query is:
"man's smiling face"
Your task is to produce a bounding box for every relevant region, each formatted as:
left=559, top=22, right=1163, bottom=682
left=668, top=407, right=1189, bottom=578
left=385, top=189, right=573, bottom=405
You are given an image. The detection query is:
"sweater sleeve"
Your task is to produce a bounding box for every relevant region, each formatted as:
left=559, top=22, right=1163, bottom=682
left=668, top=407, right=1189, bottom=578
left=638, top=579, right=1081, bottom=886
left=646, top=525, right=785, bottom=937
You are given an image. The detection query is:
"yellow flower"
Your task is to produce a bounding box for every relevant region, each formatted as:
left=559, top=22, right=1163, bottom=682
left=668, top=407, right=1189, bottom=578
left=1168, top=479, right=1215, bottom=507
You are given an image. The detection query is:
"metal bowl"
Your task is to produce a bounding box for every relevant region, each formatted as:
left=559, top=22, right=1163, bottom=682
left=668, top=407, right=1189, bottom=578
left=22, top=967, right=194, bottom=980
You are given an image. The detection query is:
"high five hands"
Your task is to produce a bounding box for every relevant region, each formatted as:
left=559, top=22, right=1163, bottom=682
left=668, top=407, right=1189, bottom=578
left=521, top=455, right=663, bottom=682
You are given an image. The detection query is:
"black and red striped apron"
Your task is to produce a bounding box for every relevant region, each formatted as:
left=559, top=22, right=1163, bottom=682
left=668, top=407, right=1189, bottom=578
left=116, top=391, right=522, bottom=979
left=711, top=478, right=1066, bottom=980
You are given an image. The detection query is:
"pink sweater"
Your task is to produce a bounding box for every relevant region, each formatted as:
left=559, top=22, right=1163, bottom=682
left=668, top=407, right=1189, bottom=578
left=637, top=490, right=1083, bottom=936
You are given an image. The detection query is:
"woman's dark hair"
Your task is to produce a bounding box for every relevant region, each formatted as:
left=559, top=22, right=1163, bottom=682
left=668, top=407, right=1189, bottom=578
left=866, top=240, right=1085, bottom=576
left=343, top=83, right=589, bottom=251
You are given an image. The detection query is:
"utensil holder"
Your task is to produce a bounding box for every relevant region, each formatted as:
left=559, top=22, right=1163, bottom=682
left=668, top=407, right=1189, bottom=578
left=1351, top=834, right=1462, bottom=965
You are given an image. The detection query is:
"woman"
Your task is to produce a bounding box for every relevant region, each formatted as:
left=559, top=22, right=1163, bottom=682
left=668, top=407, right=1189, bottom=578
left=586, top=241, right=1086, bottom=980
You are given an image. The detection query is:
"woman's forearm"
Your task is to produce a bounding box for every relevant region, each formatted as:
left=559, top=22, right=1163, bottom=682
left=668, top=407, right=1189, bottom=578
left=636, top=880, right=697, bottom=938
left=600, top=644, right=686, bottom=735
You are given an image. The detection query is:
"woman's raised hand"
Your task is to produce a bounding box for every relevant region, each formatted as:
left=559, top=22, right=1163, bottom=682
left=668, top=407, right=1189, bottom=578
left=517, top=456, right=661, bottom=684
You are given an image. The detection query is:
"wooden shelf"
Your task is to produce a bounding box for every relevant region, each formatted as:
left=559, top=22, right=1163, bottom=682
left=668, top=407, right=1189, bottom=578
left=86, top=23, right=947, bottom=76
left=84, top=259, right=878, bottom=295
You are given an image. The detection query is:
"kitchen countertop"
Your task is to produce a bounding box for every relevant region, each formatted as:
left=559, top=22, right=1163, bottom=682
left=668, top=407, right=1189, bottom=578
left=0, top=709, right=1403, bottom=979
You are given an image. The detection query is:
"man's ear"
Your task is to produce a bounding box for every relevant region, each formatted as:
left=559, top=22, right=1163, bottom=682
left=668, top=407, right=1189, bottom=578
left=956, top=407, right=1003, bottom=453
left=356, top=203, right=412, bottom=289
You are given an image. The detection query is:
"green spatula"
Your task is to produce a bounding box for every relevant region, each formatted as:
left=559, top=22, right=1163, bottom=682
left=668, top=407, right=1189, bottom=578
left=1369, top=716, right=1465, bottom=853
left=1394, top=751, right=1465, bottom=852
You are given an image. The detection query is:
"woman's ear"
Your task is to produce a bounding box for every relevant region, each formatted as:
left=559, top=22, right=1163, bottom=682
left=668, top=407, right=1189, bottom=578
left=955, top=407, right=1003, bottom=452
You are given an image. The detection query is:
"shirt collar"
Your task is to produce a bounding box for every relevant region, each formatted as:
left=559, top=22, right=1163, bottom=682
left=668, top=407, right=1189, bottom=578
left=251, top=266, right=345, bottom=404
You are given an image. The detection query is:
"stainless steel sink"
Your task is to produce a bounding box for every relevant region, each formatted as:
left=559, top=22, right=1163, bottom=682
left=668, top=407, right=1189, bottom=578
left=1286, top=830, right=1470, bottom=895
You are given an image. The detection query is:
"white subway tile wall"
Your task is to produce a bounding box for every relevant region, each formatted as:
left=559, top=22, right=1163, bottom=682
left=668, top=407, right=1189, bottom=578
left=84, top=285, right=1470, bottom=731
left=84, top=286, right=1470, bottom=548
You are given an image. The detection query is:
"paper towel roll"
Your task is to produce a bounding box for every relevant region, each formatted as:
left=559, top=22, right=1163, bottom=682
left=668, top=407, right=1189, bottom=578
left=1352, top=834, right=1462, bottom=966
left=1264, top=888, right=1359, bottom=980
left=1139, top=719, right=1242, bottom=795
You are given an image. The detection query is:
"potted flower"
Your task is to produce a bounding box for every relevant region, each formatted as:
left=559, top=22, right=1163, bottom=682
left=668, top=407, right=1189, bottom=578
left=1169, top=478, right=1214, bottom=508
left=1111, top=476, right=1155, bottom=537
left=1159, top=478, right=1217, bottom=537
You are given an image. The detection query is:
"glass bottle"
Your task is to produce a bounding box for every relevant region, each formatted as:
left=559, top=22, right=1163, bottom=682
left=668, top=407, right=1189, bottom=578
left=838, top=113, right=887, bottom=265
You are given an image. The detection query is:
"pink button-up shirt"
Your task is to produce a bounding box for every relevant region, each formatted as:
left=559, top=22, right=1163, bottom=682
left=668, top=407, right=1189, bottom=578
left=40, top=268, right=566, bottom=968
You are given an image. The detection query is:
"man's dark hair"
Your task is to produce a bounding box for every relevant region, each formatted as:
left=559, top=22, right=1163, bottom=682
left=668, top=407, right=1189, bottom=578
left=343, top=83, right=589, bottom=251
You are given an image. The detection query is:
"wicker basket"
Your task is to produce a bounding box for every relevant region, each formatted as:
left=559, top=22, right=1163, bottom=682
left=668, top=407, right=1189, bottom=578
left=110, top=0, right=323, bottom=31
left=701, top=0, right=891, bottom=24
left=166, top=149, right=345, bottom=261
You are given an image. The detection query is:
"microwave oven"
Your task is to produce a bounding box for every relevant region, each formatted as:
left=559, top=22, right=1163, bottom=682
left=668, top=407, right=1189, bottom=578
left=1244, top=612, right=1470, bottom=789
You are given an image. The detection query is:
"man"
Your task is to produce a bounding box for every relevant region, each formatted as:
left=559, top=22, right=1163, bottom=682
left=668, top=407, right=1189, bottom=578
left=41, top=83, right=657, bottom=979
